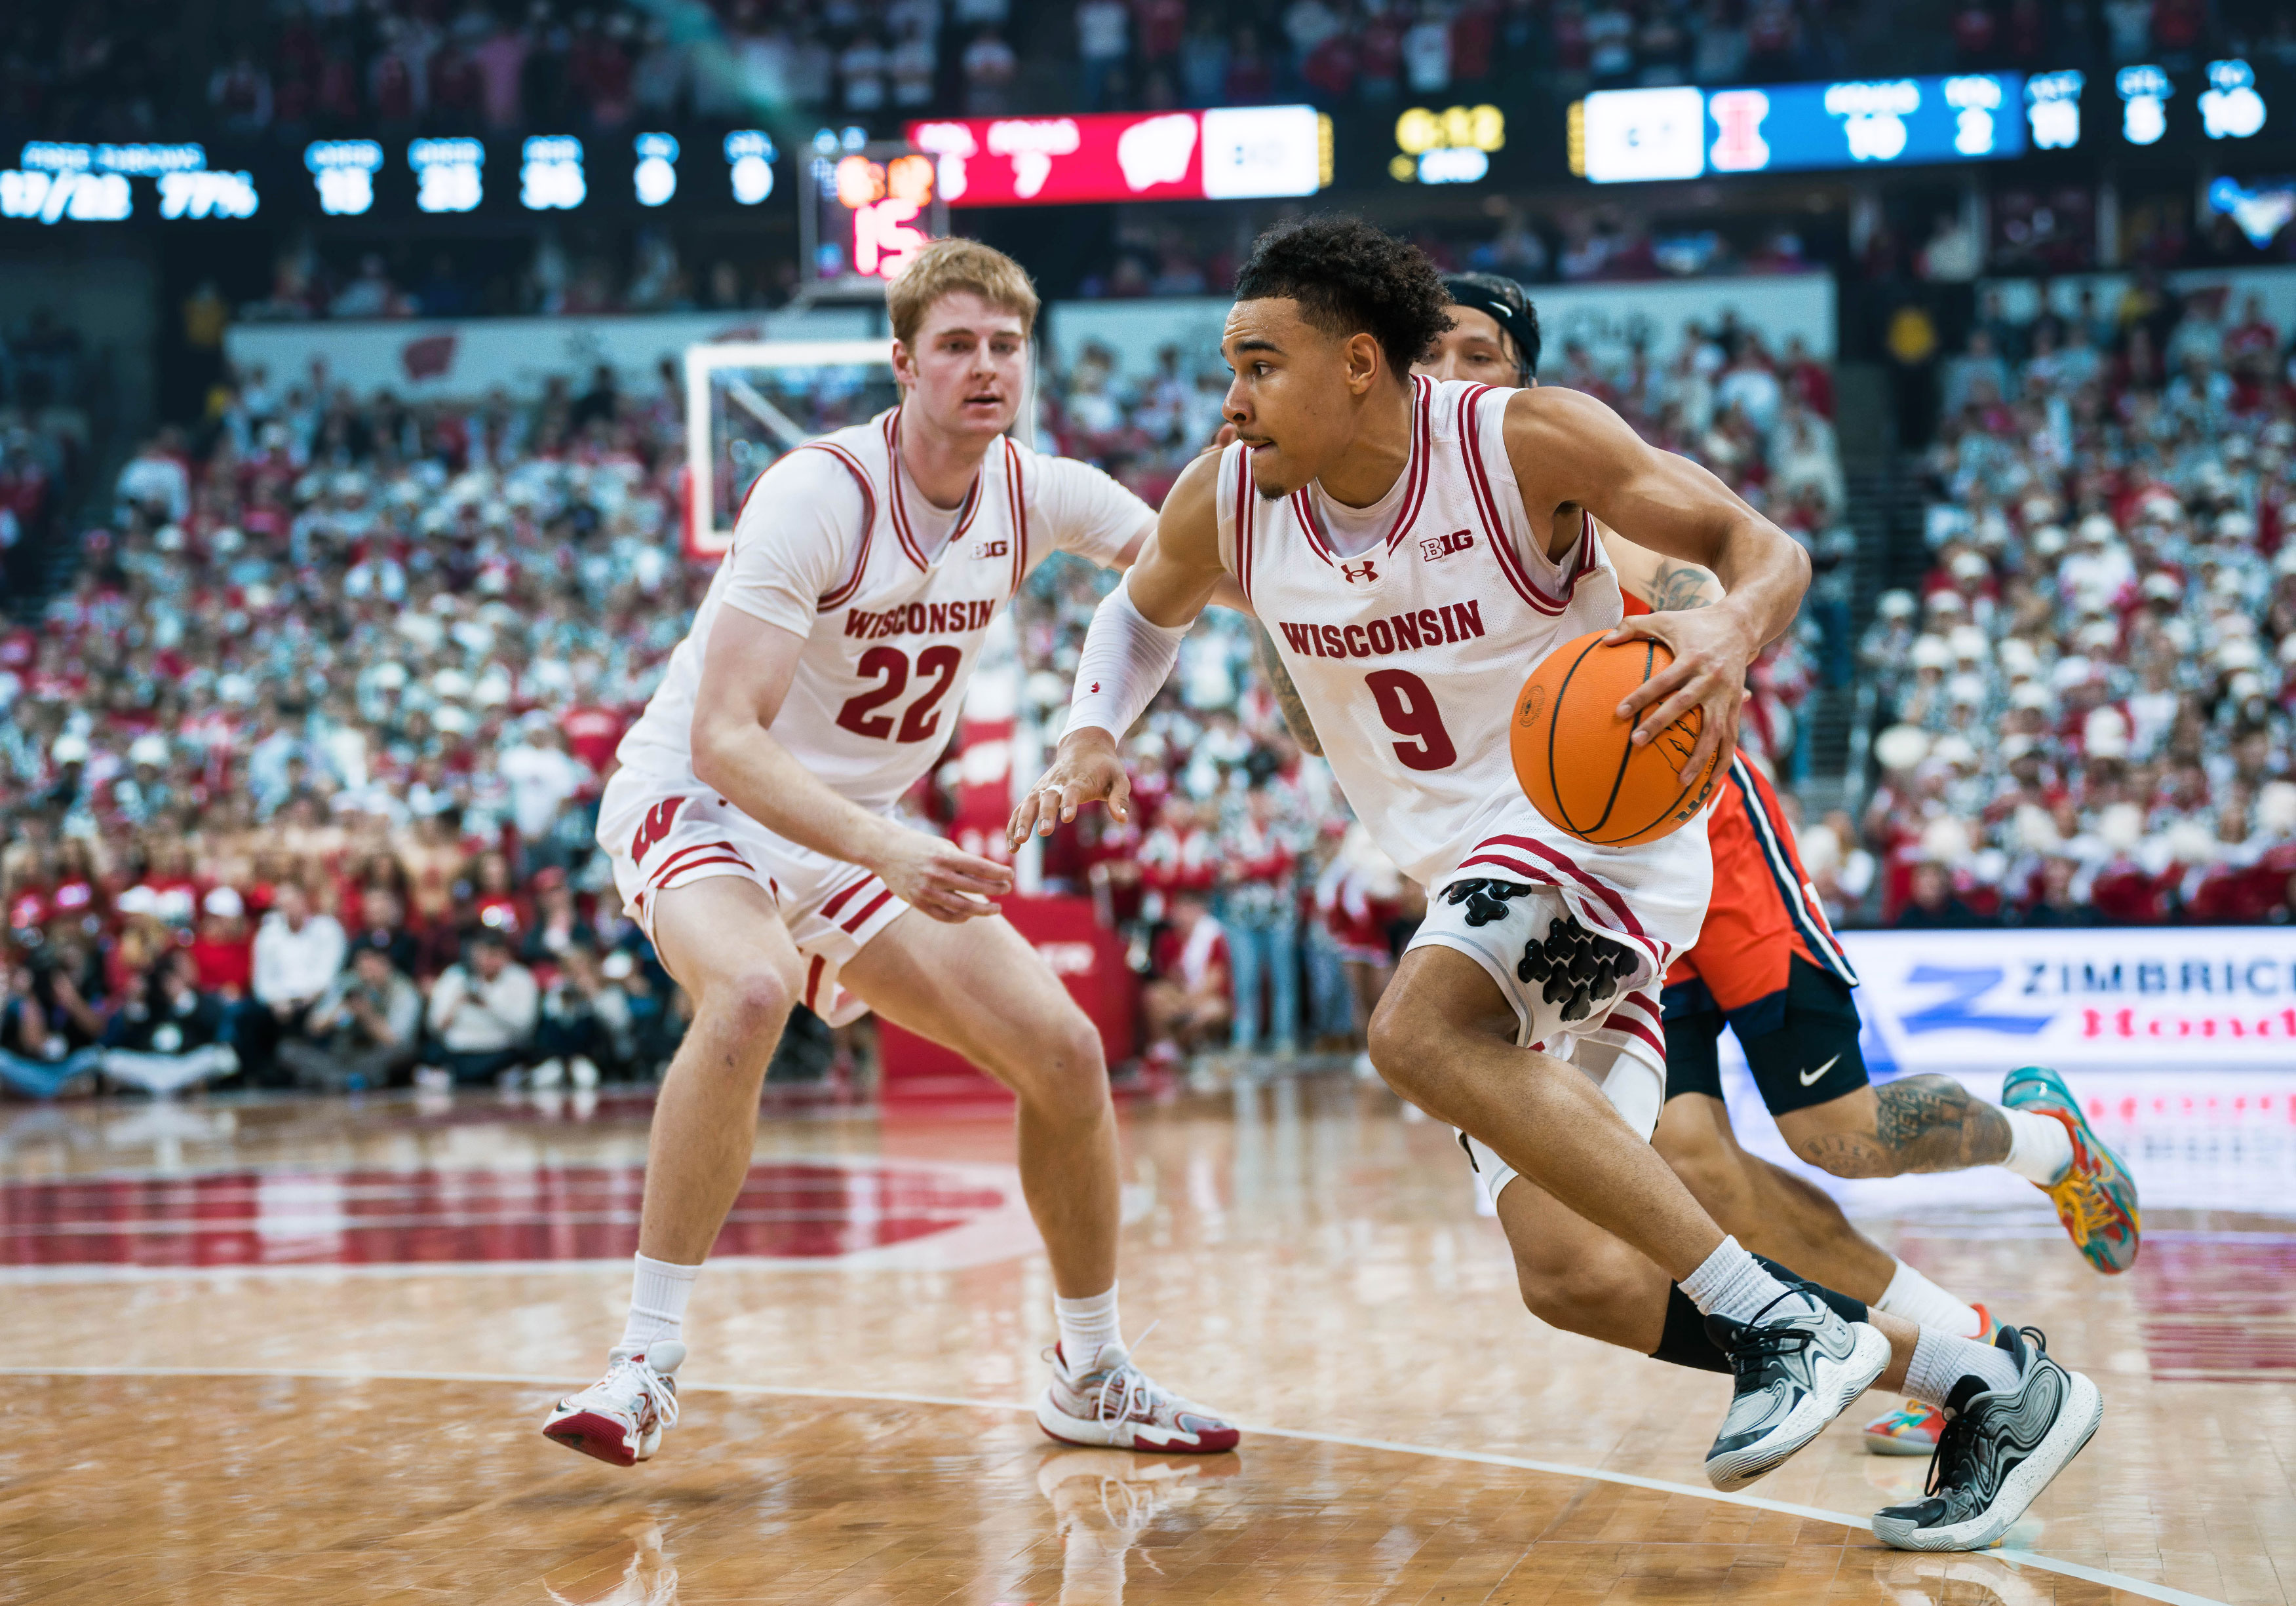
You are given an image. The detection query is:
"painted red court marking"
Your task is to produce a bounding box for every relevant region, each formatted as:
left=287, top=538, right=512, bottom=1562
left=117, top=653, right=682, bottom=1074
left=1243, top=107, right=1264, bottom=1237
left=0, top=1160, right=1007, bottom=1269
left=2137, top=1237, right=2296, bottom=1383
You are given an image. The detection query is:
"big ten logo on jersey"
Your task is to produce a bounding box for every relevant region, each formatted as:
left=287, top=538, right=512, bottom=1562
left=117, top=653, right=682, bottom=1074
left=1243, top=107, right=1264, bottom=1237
left=630, top=797, right=686, bottom=864
left=1420, top=529, right=1474, bottom=562
left=972, top=538, right=1009, bottom=560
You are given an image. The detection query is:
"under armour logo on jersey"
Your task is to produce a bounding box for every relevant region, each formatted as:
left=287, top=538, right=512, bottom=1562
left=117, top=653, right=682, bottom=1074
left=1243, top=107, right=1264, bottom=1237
left=1090, top=682, right=1100, bottom=693
left=975, top=539, right=1009, bottom=559
left=1420, top=529, right=1474, bottom=562
left=1340, top=558, right=1379, bottom=585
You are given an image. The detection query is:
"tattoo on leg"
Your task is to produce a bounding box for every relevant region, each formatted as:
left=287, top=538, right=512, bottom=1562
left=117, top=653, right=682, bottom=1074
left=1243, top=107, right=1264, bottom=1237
left=1797, top=1075, right=2014, bottom=1177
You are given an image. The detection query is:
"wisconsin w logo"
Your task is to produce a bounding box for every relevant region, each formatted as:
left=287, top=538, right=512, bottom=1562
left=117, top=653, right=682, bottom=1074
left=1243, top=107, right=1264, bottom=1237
left=629, top=797, right=686, bottom=864
left=1340, top=558, right=1378, bottom=585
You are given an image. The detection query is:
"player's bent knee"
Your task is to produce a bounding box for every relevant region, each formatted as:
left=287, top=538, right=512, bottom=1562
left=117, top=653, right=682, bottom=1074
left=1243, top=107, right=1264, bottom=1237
left=705, top=961, right=799, bottom=1039
left=1511, top=1241, right=1639, bottom=1339
left=1363, top=990, right=1443, bottom=1095
left=1000, top=1008, right=1110, bottom=1123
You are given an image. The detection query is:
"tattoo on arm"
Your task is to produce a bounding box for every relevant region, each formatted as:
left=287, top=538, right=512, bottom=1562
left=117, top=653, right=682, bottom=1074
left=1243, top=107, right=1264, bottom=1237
left=1646, top=561, right=1722, bottom=612
left=1791, top=1075, right=2012, bottom=1179
left=1254, top=626, right=1321, bottom=755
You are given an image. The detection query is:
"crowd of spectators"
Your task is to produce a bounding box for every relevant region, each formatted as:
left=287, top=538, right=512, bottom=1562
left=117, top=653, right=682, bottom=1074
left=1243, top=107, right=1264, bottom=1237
left=1856, top=277, right=2296, bottom=927
left=9, top=0, right=2289, bottom=148
left=0, top=285, right=1841, bottom=1098
left=0, top=313, right=95, bottom=595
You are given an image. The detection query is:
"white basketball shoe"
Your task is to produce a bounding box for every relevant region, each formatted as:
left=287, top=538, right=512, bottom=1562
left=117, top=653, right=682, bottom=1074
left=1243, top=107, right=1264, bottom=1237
left=1035, top=1339, right=1241, bottom=1454
left=542, top=1341, right=685, bottom=1467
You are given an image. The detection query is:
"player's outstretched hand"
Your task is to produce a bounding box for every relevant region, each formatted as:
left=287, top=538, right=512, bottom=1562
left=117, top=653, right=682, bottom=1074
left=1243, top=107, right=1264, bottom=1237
left=1008, top=729, right=1132, bottom=849
left=1603, top=605, right=1751, bottom=786
left=874, top=829, right=1014, bottom=923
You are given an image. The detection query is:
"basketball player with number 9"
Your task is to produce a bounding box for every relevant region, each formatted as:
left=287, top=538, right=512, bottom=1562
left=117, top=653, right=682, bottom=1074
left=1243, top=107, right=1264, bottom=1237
left=1015, top=218, right=2101, bottom=1548
left=543, top=239, right=1239, bottom=1468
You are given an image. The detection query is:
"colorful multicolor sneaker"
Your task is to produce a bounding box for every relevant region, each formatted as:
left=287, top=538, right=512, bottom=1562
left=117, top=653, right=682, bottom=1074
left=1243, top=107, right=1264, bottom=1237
left=542, top=1341, right=684, bottom=1467
left=1863, top=1305, right=2002, bottom=1456
left=2002, top=1065, right=2141, bottom=1274
left=1036, top=1339, right=1241, bottom=1454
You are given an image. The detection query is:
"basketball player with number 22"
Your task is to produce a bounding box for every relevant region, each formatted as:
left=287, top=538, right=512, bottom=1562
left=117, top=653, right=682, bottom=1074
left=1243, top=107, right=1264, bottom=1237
left=543, top=239, right=1240, bottom=1469
left=1014, top=217, right=2102, bottom=1551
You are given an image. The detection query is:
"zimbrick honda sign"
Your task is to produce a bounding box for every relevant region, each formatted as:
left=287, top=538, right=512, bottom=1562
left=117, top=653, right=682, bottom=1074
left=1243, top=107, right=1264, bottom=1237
left=1841, top=929, right=2296, bottom=1073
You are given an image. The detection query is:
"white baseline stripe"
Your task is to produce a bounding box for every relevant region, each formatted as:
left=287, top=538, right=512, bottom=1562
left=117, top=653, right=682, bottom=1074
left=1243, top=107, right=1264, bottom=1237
left=0, top=1366, right=2223, bottom=1606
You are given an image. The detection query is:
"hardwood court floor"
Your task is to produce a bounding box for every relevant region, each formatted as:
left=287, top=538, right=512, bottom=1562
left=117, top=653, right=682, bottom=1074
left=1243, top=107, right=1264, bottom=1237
left=3, top=1076, right=2293, bottom=1605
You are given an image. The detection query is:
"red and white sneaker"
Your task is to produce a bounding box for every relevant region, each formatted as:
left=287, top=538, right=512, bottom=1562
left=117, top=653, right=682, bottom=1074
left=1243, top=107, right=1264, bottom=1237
left=1036, top=1340, right=1240, bottom=1455
left=1861, top=1304, right=2003, bottom=1457
left=543, top=1341, right=684, bottom=1467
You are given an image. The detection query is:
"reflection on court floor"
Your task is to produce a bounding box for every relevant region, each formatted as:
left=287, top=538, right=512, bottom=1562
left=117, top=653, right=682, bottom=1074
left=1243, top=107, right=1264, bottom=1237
left=2, top=1072, right=2288, bottom=1604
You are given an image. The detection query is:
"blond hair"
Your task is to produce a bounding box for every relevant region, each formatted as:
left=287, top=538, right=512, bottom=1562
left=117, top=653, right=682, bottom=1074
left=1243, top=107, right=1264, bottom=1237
left=885, top=238, right=1040, bottom=347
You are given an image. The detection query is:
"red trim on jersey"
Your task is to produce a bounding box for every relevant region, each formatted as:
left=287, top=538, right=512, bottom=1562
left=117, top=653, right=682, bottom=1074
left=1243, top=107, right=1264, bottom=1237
left=1606, top=988, right=1663, bottom=1032
left=1384, top=375, right=1435, bottom=552
left=805, top=954, right=826, bottom=1014
left=1288, top=377, right=1433, bottom=569
left=1608, top=1012, right=1664, bottom=1061
left=1234, top=445, right=1258, bottom=596
left=648, top=840, right=752, bottom=889
left=817, top=871, right=880, bottom=922
left=802, top=442, right=878, bottom=612
left=653, top=853, right=755, bottom=883
left=883, top=410, right=983, bottom=572
left=840, top=887, right=896, bottom=932
left=1459, top=387, right=1573, bottom=618
left=1002, top=438, right=1026, bottom=597
left=1467, top=833, right=1651, bottom=941
left=1458, top=385, right=1549, bottom=612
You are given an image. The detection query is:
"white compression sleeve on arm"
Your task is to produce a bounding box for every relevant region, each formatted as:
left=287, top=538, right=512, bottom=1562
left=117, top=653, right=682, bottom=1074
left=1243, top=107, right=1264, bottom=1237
left=1062, top=573, right=1189, bottom=742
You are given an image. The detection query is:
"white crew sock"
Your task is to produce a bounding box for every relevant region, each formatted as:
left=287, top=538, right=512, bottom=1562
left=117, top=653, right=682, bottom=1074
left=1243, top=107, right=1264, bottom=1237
left=619, top=1253, right=701, bottom=1351
left=1055, top=1285, right=1122, bottom=1369
left=1679, top=1236, right=1801, bottom=1325
left=2000, top=1106, right=2075, bottom=1185
left=1904, top=1326, right=2020, bottom=1406
left=1877, top=1259, right=1986, bottom=1339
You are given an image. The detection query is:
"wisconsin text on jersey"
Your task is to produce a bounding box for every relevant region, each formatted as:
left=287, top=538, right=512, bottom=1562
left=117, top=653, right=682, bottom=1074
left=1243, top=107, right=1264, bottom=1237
left=844, top=599, right=1003, bottom=639
left=1272, top=601, right=1489, bottom=662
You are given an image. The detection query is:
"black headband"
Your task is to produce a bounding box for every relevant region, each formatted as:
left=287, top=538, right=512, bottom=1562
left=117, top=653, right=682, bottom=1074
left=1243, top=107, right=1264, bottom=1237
left=1441, top=275, right=1539, bottom=383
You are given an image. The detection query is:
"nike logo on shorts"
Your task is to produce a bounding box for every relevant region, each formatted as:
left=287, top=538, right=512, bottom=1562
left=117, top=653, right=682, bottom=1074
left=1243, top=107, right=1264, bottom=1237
left=1799, top=1055, right=1841, bottom=1087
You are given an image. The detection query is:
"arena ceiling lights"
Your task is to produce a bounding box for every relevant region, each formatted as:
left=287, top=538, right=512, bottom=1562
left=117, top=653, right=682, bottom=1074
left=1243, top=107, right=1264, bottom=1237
left=905, top=107, right=1331, bottom=207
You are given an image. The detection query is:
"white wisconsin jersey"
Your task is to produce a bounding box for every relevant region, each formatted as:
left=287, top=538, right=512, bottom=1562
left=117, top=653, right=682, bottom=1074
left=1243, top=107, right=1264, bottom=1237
left=618, top=408, right=1145, bottom=813
left=1220, top=375, right=1711, bottom=976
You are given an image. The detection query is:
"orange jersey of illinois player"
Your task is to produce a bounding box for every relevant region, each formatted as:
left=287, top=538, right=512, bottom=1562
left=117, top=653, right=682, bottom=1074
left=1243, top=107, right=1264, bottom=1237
left=1616, top=592, right=1858, bottom=1025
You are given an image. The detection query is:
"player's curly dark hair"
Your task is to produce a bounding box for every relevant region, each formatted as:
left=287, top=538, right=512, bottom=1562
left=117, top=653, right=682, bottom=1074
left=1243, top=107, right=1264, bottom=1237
left=1233, top=216, right=1453, bottom=381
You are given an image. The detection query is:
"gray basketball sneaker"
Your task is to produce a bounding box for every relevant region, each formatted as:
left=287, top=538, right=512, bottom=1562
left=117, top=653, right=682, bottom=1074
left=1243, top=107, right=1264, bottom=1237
left=1703, top=1290, right=1891, bottom=1491
left=1872, top=1327, right=2103, bottom=1552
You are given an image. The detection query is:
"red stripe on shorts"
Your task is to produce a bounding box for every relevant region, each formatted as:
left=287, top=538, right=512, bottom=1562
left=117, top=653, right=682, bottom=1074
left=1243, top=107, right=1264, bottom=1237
left=648, top=840, right=749, bottom=889
left=840, top=887, right=895, bottom=932
left=817, top=872, right=878, bottom=921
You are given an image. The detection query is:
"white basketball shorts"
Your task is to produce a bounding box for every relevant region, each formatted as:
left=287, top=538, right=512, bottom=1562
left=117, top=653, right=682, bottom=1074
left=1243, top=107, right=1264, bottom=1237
left=1405, top=877, right=1669, bottom=1213
left=596, top=769, right=908, bottom=1027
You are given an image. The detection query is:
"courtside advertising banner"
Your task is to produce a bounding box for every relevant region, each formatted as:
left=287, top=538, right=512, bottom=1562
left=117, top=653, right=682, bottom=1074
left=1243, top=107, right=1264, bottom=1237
left=1840, top=927, right=2296, bottom=1073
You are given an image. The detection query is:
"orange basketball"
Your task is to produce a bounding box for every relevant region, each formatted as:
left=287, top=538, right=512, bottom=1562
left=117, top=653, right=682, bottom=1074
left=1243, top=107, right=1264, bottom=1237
left=1510, top=630, right=1722, bottom=847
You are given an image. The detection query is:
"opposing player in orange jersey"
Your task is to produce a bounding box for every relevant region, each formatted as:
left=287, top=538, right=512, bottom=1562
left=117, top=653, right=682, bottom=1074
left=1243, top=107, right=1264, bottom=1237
left=1416, top=273, right=2139, bottom=1457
